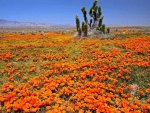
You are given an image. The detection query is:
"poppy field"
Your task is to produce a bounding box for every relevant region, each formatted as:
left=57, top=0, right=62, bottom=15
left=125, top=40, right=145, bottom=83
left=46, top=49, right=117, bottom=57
left=0, top=32, right=150, bottom=113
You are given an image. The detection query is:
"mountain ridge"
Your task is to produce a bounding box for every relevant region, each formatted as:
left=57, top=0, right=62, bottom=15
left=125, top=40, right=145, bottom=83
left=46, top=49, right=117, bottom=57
left=0, top=19, right=73, bottom=28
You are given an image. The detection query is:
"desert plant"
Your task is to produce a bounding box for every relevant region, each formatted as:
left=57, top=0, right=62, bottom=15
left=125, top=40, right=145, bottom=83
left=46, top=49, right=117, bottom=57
left=89, top=19, right=93, bottom=28
left=82, top=22, right=85, bottom=31
left=81, top=7, right=88, bottom=24
left=78, top=28, right=82, bottom=36
left=83, top=23, right=88, bottom=37
left=76, top=16, right=81, bottom=36
left=101, top=24, right=106, bottom=34
left=98, top=16, right=103, bottom=27
left=75, top=0, right=110, bottom=37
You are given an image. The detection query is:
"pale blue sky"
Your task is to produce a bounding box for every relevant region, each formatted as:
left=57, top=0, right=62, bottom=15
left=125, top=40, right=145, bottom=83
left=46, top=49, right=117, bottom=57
left=0, top=0, right=150, bottom=26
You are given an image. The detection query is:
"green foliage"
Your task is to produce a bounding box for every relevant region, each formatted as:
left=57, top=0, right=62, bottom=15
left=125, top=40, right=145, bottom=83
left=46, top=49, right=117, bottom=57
left=89, top=0, right=101, bottom=22
left=89, top=0, right=98, bottom=17
left=89, top=19, right=93, bottom=28
left=75, top=16, right=81, bottom=36
left=91, top=0, right=99, bottom=11
left=98, top=16, right=103, bottom=27
left=98, top=6, right=102, bottom=17
left=75, top=16, right=80, bottom=31
left=82, top=22, right=85, bottom=31
left=101, top=24, right=106, bottom=34
left=75, top=0, right=110, bottom=37
left=78, top=28, right=82, bottom=36
left=81, top=7, right=88, bottom=24
left=83, top=23, right=88, bottom=37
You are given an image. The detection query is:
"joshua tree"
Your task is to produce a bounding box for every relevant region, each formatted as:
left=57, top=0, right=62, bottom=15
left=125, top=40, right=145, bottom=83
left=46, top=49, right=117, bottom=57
left=101, top=24, right=106, bottom=34
left=81, top=7, right=88, bottom=24
left=82, top=22, right=85, bottom=32
left=89, top=19, right=93, bottom=28
left=75, top=16, right=81, bottom=36
left=75, top=0, right=110, bottom=37
left=82, top=22, right=88, bottom=37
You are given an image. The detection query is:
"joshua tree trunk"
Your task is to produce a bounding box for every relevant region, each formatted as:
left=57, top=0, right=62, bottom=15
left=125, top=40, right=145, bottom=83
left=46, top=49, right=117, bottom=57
left=93, top=19, right=99, bottom=29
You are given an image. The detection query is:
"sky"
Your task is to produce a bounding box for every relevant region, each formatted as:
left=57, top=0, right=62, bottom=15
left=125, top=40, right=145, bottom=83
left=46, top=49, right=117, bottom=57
left=0, top=0, right=150, bottom=26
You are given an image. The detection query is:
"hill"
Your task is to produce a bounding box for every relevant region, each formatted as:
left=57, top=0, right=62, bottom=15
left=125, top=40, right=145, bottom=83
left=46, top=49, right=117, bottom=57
left=0, top=19, right=72, bottom=28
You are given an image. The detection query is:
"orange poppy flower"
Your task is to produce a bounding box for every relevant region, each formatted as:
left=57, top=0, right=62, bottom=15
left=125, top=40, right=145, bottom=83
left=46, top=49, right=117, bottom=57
left=146, top=88, right=150, bottom=93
